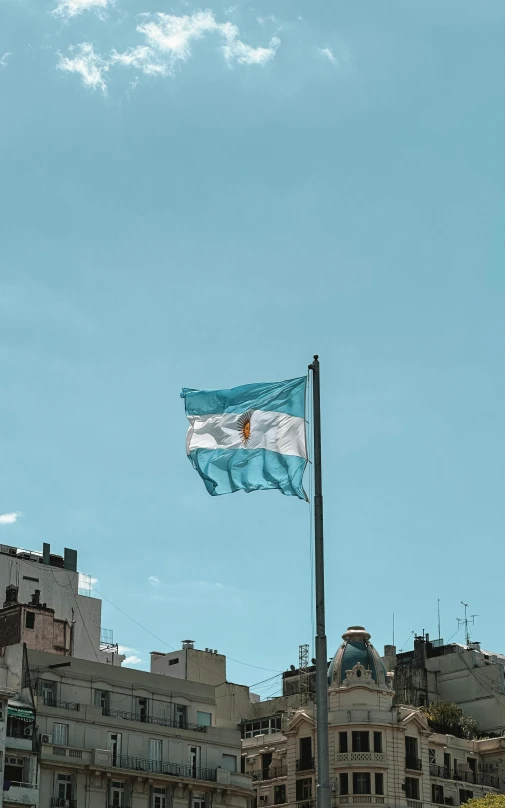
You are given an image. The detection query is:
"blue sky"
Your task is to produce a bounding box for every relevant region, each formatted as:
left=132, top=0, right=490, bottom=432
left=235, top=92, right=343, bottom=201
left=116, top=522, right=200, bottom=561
left=1, top=0, right=505, bottom=694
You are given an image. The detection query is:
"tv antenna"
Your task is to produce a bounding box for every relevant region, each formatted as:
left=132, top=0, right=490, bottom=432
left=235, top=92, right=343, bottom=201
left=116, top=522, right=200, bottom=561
left=457, top=602, right=478, bottom=647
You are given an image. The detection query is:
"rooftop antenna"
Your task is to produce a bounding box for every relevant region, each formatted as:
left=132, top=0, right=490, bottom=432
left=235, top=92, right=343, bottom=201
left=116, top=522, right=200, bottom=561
left=457, top=602, right=478, bottom=647
left=438, top=598, right=441, bottom=643
left=393, top=612, right=395, bottom=646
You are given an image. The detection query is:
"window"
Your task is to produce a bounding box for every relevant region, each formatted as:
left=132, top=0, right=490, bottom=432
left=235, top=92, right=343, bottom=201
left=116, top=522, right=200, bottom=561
left=375, top=774, right=384, bottom=796
left=53, top=723, right=69, bottom=747
left=4, top=755, right=25, bottom=784
left=197, top=711, right=212, bottom=727
left=444, top=753, right=451, bottom=777
left=460, top=791, right=474, bottom=805
left=353, top=773, right=371, bottom=795
left=169, top=658, right=179, bottom=666
left=295, top=779, right=312, bottom=801
left=153, top=786, right=166, bottom=808
left=405, top=778, right=420, bottom=801
left=339, top=774, right=349, bottom=796
left=193, top=800, right=206, bottom=808
left=110, top=781, right=125, bottom=808
left=222, top=754, right=237, bottom=773
left=373, top=732, right=382, bottom=753
left=148, top=739, right=162, bottom=772
left=352, top=731, right=369, bottom=753
left=339, top=732, right=348, bottom=753
left=429, top=749, right=436, bottom=767
left=299, top=737, right=313, bottom=768
left=23, top=575, right=39, bottom=583
left=56, top=773, right=73, bottom=801
left=468, top=758, right=476, bottom=779
left=94, top=690, right=110, bottom=712
left=137, top=697, right=148, bottom=722
left=175, top=704, right=187, bottom=728
left=189, top=746, right=201, bottom=774
left=25, top=611, right=35, bottom=629
left=432, top=785, right=444, bottom=804
left=42, top=680, right=56, bottom=706
left=109, top=732, right=122, bottom=766
left=405, top=737, right=419, bottom=769
left=274, top=784, right=286, bottom=805
left=241, top=716, right=282, bottom=738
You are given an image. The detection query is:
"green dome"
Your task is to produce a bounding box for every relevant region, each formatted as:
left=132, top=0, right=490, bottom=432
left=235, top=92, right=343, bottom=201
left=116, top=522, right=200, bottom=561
left=329, top=626, right=388, bottom=687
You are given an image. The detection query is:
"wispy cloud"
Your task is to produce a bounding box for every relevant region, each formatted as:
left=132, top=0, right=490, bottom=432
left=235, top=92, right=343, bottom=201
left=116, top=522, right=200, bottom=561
left=78, top=573, right=98, bottom=592
left=57, top=43, right=108, bottom=92
left=63, top=9, right=280, bottom=90
left=318, top=46, right=336, bottom=65
left=146, top=577, right=243, bottom=608
left=0, top=512, right=21, bottom=525
left=53, top=0, right=111, bottom=20
left=123, top=654, right=143, bottom=665
left=0, top=52, right=11, bottom=68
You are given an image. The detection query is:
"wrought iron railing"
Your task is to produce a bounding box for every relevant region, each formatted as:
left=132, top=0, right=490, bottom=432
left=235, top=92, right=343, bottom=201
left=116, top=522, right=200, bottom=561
left=114, top=756, right=217, bottom=781
left=103, top=708, right=206, bottom=732
left=251, top=767, right=287, bottom=781
left=43, top=698, right=80, bottom=712
left=51, top=799, right=77, bottom=807
left=296, top=758, right=315, bottom=772
left=405, top=757, right=422, bottom=771
left=429, top=765, right=499, bottom=788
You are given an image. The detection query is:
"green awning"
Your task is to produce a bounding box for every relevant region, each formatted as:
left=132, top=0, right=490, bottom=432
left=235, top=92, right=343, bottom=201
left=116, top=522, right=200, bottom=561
left=8, top=706, right=34, bottom=721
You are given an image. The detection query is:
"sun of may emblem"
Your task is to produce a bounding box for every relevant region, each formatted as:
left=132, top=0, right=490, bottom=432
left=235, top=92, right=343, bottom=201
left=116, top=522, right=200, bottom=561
left=238, top=410, right=253, bottom=446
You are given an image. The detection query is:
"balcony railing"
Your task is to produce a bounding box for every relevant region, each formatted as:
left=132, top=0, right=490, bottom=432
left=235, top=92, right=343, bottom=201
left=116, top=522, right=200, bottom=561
left=405, top=757, right=422, bottom=771
left=296, top=801, right=315, bottom=808
left=429, top=765, right=499, bottom=789
left=5, top=782, right=38, bottom=789
left=335, top=799, right=384, bottom=806
left=251, top=767, right=287, bottom=782
left=114, top=756, right=217, bottom=781
left=51, top=799, right=77, bottom=807
left=43, top=698, right=80, bottom=712
left=296, top=758, right=315, bottom=772
left=103, top=708, right=206, bottom=732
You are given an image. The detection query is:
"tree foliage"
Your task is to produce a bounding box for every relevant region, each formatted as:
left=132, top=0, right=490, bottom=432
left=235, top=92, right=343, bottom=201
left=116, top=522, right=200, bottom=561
left=422, top=701, right=478, bottom=739
left=465, top=795, right=505, bottom=808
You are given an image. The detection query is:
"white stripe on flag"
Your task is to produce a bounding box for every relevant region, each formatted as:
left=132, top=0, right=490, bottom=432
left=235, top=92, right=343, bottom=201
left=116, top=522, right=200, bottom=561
left=186, top=410, right=307, bottom=459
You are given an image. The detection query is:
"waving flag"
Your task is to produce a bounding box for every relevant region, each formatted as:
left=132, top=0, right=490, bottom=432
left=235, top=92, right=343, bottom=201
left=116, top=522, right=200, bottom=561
left=181, top=376, right=307, bottom=499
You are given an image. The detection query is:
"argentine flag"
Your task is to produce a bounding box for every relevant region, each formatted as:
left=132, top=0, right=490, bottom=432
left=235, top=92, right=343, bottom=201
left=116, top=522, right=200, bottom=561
left=181, top=376, right=307, bottom=499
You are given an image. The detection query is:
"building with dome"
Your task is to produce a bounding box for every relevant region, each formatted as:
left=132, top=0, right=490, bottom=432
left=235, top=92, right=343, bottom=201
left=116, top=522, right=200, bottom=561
left=240, top=626, right=505, bottom=808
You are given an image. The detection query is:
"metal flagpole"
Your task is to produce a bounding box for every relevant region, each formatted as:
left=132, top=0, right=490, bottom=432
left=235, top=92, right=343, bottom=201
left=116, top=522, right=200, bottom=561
left=308, top=355, right=331, bottom=808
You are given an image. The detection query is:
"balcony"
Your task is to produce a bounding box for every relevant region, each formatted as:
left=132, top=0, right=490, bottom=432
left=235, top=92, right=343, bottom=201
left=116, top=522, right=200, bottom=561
left=296, top=758, right=315, bottom=772
left=336, top=799, right=385, bottom=806
left=335, top=753, right=385, bottom=766
left=3, top=782, right=40, bottom=804
left=407, top=801, right=422, bottom=808
left=51, top=799, right=77, bottom=807
left=251, top=767, right=287, bottom=782
left=102, top=707, right=206, bottom=732
left=296, top=801, right=315, bottom=808
left=42, top=698, right=80, bottom=712
left=6, top=728, right=34, bottom=752
left=114, top=756, right=217, bottom=782
left=429, top=765, right=499, bottom=789
left=405, top=757, right=422, bottom=771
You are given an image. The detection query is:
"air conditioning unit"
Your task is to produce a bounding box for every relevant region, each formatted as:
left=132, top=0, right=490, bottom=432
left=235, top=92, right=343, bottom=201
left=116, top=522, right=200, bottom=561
left=41, top=734, right=52, bottom=744
left=24, top=726, right=32, bottom=737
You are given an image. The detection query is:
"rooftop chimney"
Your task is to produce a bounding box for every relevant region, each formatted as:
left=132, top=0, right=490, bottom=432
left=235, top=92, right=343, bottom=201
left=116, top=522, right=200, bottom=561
left=30, top=590, right=41, bottom=607
left=4, top=585, right=18, bottom=607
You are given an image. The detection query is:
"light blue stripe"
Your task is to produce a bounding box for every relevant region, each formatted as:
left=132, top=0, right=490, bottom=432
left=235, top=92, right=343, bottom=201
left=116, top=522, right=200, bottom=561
left=187, top=447, right=307, bottom=499
left=181, top=376, right=306, bottom=418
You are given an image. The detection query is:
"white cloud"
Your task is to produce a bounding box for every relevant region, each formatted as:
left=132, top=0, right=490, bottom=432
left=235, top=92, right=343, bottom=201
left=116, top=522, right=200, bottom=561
left=319, top=47, right=336, bottom=65
left=78, top=574, right=98, bottom=591
left=57, top=43, right=109, bottom=92
left=53, top=0, right=111, bottom=20
left=0, top=53, right=12, bottom=68
left=117, top=645, right=134, bottom=654
left=0, top=512, right=21, bottom=525
left=123, top=654, right=143, bottom=666
left=148, top=575, right=160, bottom=586
left=110, top=46, right=168, bottom=77
left=135, top=10, right=280, bottom=71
